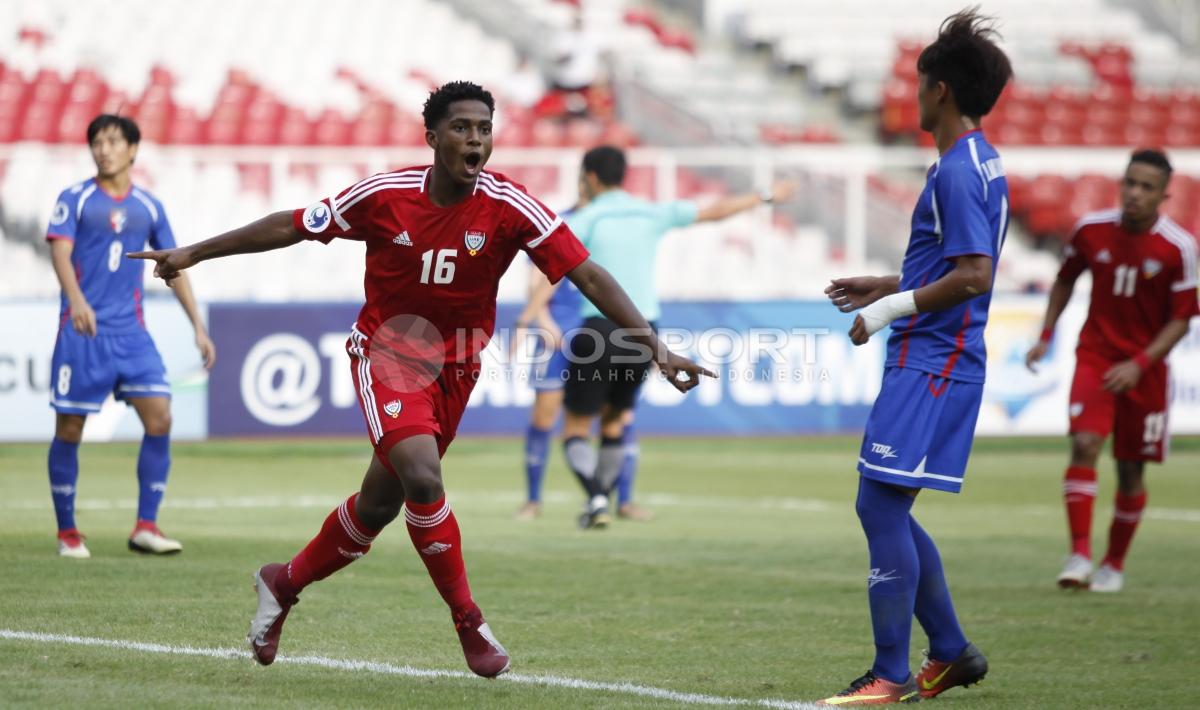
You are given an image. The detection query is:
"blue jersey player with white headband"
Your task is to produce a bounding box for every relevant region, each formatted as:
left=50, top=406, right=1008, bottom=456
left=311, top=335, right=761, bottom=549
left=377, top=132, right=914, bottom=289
left=46, top=114, right=215, bottom=560
left=819, top=10, right=1012, bottom=706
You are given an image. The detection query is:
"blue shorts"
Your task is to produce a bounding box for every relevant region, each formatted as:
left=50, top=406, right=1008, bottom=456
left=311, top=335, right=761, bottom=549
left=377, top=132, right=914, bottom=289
left=857, top=366, right=983, bottom=494
left=49, top=327, right=170, bottom=414
left=529, top=343, right=571, bottom=392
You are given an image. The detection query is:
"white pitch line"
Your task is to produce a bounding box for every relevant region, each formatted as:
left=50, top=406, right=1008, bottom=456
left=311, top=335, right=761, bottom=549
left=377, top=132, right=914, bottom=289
left=3, top=492, right=1199, bottom=523
left=0, top=629, right=819, bottom=709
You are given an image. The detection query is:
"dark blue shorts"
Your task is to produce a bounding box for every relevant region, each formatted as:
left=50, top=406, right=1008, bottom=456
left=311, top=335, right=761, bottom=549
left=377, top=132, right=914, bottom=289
left=49, top=327, right=170, bottom=414
left=857, top=366, right=983, bottom=494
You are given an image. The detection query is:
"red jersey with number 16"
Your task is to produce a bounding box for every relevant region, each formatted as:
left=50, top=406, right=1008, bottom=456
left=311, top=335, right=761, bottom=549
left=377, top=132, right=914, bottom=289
left=1057, top=209, right=1199, bottom=362
left=292, top=166, right=589, bottom=362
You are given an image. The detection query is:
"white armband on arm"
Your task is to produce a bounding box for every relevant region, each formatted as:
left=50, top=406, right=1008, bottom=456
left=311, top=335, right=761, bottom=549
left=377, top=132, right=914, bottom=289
left=858, top=290, right=918, bottom=336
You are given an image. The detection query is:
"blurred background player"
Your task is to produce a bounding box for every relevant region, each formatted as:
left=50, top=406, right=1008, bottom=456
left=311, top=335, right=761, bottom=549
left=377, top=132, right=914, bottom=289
left=1026, top=149, right=1198, bottom=593
left=820, top=10, right=1010, bottom=705
left=131, top=81, right=713, bottom=678
left=46, top=113, right=215, bottom=560
left=511, top=178, right=647, bottom=522
left=543, top=145, right=794, bottom=528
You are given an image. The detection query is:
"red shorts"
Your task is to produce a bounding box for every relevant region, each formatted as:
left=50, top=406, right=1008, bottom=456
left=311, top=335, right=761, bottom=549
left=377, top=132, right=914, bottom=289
left=1068, top=350, right=1169, bottom=462
left=347, top=330, right=479, bottom=463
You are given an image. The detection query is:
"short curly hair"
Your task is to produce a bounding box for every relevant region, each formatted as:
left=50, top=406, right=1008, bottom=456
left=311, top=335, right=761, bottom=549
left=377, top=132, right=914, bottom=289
left=422, top=81, right=495, bottom=129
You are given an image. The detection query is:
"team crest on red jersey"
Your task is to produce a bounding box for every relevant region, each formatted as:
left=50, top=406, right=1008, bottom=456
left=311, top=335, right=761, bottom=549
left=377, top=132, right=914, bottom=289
left=109, top=207, right=127, bottom=234
left=464, top=230, right=487, bottom=256
left=1142, top=258, right=1163, bottom=278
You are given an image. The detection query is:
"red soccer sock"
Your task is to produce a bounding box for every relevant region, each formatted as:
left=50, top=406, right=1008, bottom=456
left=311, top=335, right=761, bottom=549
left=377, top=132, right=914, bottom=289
left=405, top=496, right=475, bottom=615
left=1063, top=465, right=1097, bottom=558
left=279, top=493, right=378, bottom=597
left=1102, top=491, right=1147, bottom=571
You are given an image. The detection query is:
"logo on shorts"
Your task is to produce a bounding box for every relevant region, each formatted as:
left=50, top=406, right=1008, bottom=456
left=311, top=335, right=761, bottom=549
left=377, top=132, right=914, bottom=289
left=302, top=202, right=331, bottom=233
left=1069, top=402, right=1084, bottom=418
left=1142, top=258, right=1162, bottom=278
left=464, top=230, right=486, bottom=256
left=1142, top=444, right=1158, bottom=455
left=384, top=399, right=403, bottom=418
left=109, top=207, right=127, bottom=234
left=870, top=442, right=898, bottom=459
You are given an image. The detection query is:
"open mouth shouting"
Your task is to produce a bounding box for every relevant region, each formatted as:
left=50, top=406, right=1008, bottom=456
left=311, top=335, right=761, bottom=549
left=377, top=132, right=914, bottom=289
left=463, top=151, right=483, bottom=178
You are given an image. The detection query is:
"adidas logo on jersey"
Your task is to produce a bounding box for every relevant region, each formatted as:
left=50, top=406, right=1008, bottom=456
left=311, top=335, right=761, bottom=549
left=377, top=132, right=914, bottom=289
left=420, top=542, right=452, bottom=555
left=1096, top=248, right=1112, bottom=263
left=393, top=231, right=413, bottom=246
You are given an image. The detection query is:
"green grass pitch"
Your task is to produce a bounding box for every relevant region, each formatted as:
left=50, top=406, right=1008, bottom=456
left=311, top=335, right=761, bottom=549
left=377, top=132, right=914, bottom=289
left=1, top=436, right=1197, bottom=708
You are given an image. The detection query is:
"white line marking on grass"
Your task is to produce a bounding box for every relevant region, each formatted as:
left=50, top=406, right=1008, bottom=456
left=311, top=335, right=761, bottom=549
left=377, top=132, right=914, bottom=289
left=0, top=629, right=819, bottom=709
left=3, top=493, right=1198, bottom=523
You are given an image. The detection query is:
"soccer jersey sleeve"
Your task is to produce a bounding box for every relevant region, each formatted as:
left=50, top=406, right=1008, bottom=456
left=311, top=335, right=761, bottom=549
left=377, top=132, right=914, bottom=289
left=935, top=162, right=993, bottom=259
left=292, top=174, right=397, bottom=244
left=1056, top=225, right=1090, bottom=283
left=656, top=200, right=699, bottom=234
left=508, top=188, right=589, bottom=283
left=45, top=188, right=79, bottom=242
left=147, top=198, right=177, bottom=251
left=1168, top=239, right=1199, bottom=321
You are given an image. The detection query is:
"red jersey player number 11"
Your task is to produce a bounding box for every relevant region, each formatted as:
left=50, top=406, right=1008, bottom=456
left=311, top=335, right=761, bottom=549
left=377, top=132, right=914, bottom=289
left=1026, top=149, right=1198, bottom=594
left=129, top=81, right=715, bottom=678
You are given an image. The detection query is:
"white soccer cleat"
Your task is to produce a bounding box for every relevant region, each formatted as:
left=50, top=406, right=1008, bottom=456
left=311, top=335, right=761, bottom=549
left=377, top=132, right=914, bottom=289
left=1057, top=553, right=1093, bottom=589
left=128, top=523, right=183, bottom=554
left=1090, top=563, right=1124, bottom=593
left=57, top=529, right=90, bottom=559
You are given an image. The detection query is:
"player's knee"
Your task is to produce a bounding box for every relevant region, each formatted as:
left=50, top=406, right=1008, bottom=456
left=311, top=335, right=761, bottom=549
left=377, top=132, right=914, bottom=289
left=1116, top=462, right=1146, bottom=494
left=397, top=458, right=444, bottom=504
left=356, top=493, right=402, bottom=529
left=144, top=411, right=172, bottom=436
left=54, top=415, right=85, bottom=442
left=1070, top=433, right=1103, bottom=464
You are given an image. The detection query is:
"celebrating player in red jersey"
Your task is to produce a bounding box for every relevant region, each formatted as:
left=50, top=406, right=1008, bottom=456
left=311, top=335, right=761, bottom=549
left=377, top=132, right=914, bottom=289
left=130, top=81, right=713, bottom=677
left=1026, top=149, right=1198, bottom=593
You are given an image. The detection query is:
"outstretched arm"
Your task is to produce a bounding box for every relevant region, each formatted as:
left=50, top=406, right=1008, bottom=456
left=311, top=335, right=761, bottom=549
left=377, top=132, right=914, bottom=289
left=566, top=259, right=715, bottom=392
left=695, top=180, right=795, bottom=223
left=128, top=211, right=301, bottom=283
left=847, top=254, right=993, bottom=345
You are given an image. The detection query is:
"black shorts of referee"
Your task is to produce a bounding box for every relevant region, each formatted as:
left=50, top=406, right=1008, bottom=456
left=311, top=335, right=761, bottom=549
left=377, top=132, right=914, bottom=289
left=563, top=317, right=657, bottom=416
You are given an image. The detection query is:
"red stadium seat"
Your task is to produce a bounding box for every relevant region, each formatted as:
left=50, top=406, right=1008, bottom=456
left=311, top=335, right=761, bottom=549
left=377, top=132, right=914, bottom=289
left=166, top=106, right=203, bottom=144
left=312, top=110, right=350, bottom=145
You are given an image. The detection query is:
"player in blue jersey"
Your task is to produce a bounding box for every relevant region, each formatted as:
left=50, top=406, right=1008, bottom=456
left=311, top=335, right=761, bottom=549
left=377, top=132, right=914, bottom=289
left=520, top=147, right=793, bottom=528
left=46, top=114, right=215, bottom=559
left=818, top=11, right=1011, bottom=705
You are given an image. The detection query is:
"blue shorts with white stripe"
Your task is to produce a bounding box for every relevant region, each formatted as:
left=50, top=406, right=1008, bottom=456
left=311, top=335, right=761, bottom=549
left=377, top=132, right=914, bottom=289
left=857, top=366, right=983, bottom=494
left=49, top=327, right=170, bottom=415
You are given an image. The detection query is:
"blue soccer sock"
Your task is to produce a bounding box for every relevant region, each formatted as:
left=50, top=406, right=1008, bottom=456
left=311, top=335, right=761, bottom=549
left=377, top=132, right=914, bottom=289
left=48, top=438, right=81, bottom=531
left=910, top=515, right=968, bottom=662
left=615, top=424, right=639, bottom=506
left=524, top=425, right=552, bottom=503
left=136, top=433, right=171, bottom=523
left=855, top=477, right=919, bottom=684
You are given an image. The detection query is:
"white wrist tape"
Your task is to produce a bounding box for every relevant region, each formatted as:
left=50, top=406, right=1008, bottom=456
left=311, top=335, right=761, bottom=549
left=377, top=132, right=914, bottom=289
left=858, top=291, right=918, bottom=336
